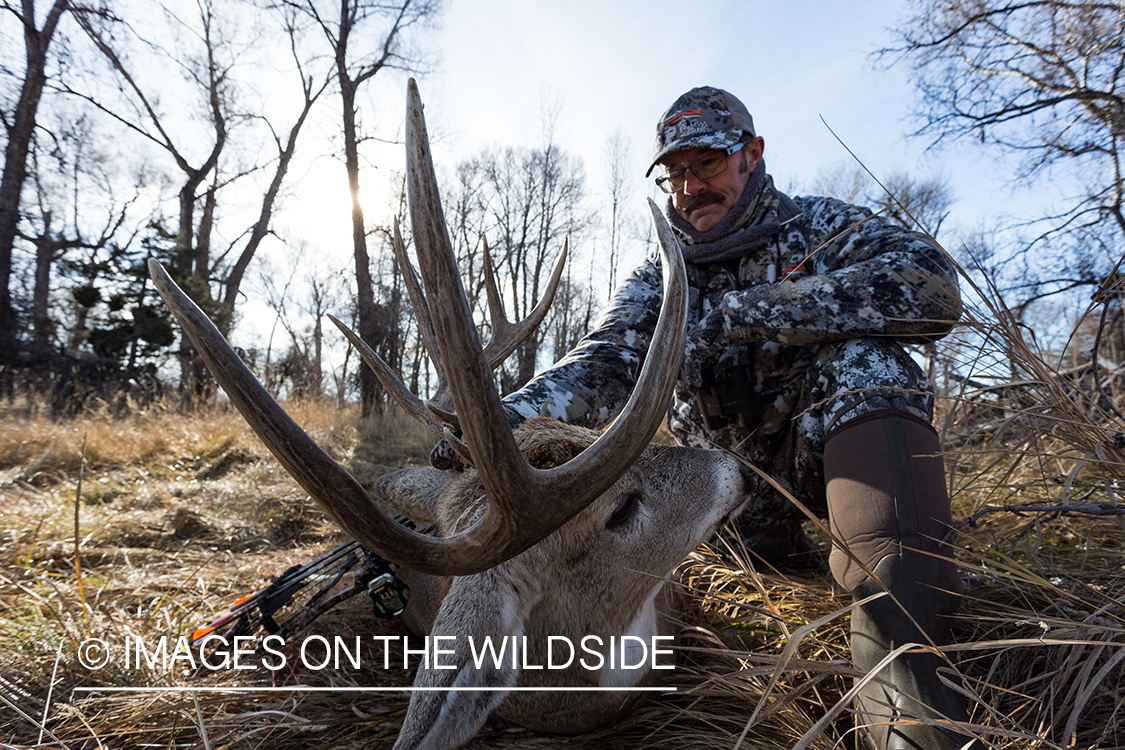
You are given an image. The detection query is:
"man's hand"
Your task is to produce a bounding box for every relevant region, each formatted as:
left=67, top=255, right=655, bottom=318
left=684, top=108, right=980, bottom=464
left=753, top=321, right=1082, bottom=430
left=429, top=405, right=527, bottom=471
left=683, top=306, right=731, bottom=389
left=430, top=435, right=467, bottom=471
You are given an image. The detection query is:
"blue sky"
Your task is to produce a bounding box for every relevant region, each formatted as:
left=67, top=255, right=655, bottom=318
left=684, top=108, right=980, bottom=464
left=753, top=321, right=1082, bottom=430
left=428, top=3, right=987, bottom=193
left=326, top=0, right=1012, bottom=264
left=247, top=0, right=1034, bottom=355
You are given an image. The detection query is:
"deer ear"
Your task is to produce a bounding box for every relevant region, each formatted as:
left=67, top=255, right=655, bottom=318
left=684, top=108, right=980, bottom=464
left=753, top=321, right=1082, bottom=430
left=374, top=467, right=453, bottom=525
left=393, top=573, right=531, bottom=750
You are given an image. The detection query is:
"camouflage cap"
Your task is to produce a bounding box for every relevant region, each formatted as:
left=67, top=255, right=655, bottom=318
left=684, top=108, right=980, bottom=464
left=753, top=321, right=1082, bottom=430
left=645, top=87, right=756, bottom=177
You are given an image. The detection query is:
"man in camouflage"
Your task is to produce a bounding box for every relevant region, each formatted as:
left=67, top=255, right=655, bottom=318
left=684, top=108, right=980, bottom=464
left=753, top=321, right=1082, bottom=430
left=433, top=87, right=977, bottom=750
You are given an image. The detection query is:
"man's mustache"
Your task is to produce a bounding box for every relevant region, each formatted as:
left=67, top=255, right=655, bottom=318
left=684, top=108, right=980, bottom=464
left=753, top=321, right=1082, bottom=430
left=682, top=192, right=725, bottom=213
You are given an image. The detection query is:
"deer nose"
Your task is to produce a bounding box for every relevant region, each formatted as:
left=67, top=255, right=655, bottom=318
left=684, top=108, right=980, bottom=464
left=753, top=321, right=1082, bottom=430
left=737, top=459, right=758, bottom=495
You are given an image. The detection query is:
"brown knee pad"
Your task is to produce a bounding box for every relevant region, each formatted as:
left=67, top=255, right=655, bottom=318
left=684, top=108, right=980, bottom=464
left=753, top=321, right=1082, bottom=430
left=824, top=409, right=958, bottom=591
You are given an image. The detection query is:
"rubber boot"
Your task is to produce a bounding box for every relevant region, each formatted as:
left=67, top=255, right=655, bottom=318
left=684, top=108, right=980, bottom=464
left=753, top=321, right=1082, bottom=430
left=824, top=409, right=980, bottom=750
left=851, top=551, right=976, bottom=749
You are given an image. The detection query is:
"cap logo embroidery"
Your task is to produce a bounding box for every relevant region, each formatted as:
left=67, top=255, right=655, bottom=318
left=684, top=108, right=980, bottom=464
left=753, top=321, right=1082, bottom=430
left=664, top=108, right=702, bottom=126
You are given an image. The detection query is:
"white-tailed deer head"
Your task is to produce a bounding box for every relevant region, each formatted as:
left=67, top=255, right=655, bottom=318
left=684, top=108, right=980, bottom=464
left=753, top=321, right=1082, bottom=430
left=150, top=79, right=757, bottom=750
left=377, top=418, right=753, bottom=749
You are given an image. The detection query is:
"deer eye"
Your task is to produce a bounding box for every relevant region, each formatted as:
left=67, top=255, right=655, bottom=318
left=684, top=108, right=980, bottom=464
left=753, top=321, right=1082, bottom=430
left=606, top=491, right=641, bottom=531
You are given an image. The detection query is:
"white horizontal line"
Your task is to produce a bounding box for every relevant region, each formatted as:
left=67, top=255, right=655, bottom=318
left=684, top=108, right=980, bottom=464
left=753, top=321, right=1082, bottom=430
left=75, top=686, right=675, bottom=693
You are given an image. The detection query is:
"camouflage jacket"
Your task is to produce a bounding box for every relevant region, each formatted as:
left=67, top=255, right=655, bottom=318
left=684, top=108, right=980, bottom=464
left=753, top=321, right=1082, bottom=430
left=501, top=174, right=961, bottom=445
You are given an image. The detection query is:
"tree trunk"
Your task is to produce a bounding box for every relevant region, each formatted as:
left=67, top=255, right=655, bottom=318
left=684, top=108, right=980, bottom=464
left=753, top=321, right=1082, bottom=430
left=222, top=68, right=324, bottom=322
left=0, top=0, right=69, bottom=369
left=196, top=179, right=218, bottom=282
left=175, top=172, right=203, bottom=396
left=340, top=78, right=380, bottom=416
left=31, top=212, right=55, bottom=354
left=312, top=310, right=323, bottom=397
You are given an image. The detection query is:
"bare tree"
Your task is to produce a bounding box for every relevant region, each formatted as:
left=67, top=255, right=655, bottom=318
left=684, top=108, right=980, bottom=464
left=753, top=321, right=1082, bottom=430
left=367, top=171, right=411, bottom=402
left=883, top=0, right=1125, bottom=301
left=450, top=141, right=592, bottom=392
left=0, top=0, right=71, bottom=369
left=601, top=130, right=634, bottom=300
left=809, top=162, right=954, bottom=237
left=257, top=245, right=343, bottom=399
left=72, top=2, right=234, bottom=276
left=219, top=6, right=332, bottom=318
left=548, top=271, right=594, bottom=364
left=810, top=161, right=872, bottom=205
left=69, top=1, right=240, bottom=397
left=64, top=1, right=341, bottom=401
left=875, top=170, right=954, bottom=237
left=443, top=156, right=491, bottom=310
left=22, top=110, right=142, bottom=357
left=284, top=0, right=442, bottom=416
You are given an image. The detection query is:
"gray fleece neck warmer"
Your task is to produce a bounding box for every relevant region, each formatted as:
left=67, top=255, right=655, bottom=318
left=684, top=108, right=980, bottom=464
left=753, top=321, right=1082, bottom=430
left=667, top=159, right=800, bottom=264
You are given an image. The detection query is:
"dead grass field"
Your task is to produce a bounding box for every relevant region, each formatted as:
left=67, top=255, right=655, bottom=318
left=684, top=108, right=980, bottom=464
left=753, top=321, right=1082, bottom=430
left=1, top=368, right=1124, bottom=749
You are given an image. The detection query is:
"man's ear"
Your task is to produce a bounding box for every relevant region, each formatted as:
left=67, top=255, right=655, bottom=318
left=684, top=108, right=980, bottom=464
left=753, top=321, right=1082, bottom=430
left=745, top=135, right=765, bottom=172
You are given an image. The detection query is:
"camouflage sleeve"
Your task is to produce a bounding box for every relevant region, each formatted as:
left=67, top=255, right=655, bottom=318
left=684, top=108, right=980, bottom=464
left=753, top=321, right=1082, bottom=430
left=500, top=252, right=665, bottom=429
left=720, top=196, right=961, bottom=346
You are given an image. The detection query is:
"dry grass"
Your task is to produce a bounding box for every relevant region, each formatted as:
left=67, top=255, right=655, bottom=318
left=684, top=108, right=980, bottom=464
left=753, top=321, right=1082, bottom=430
left=3, top=298, right=1125, bottom=750
left=0, top=396, right=436, bottom=749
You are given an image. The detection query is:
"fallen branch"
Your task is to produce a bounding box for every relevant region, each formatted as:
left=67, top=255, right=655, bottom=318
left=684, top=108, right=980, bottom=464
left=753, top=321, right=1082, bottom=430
left=954, top=502, right=1125, bottom=535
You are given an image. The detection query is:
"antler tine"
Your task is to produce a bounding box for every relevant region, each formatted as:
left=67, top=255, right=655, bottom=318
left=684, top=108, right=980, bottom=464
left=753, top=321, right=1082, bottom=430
left=538, top=200, right=686, bottom=482
left=405, top=79, right=687, bottom=567
left=326, top=313, right=446, bottom=438
left=480, top=236, right=507, bottom=333
left=391, top=218, right=458, bottom=427
left=480, top=236, right=568, bottom=369
left=149, top=259, right=478, bottom=576
left=392, top=218, right=445, bottom=384
left=404, top=78, right=522, bottom=490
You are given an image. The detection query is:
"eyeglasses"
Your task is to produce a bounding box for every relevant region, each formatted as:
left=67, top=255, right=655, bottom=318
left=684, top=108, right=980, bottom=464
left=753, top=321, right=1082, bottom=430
left=654, top=142, right=746, bottom=194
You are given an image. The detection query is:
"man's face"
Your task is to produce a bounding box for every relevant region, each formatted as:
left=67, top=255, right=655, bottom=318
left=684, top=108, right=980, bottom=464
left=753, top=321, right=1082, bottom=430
left=662, top=137, right=764, bottom=233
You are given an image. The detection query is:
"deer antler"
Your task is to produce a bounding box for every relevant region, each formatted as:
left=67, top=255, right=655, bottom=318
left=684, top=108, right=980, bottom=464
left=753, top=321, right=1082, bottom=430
left=353, top=217, right=566, bottom=436
left=334, top=223, right=565, bottom=444
left=149, top=78, right=687, bottom=576
left=479, top=235, right=568, bottom=370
